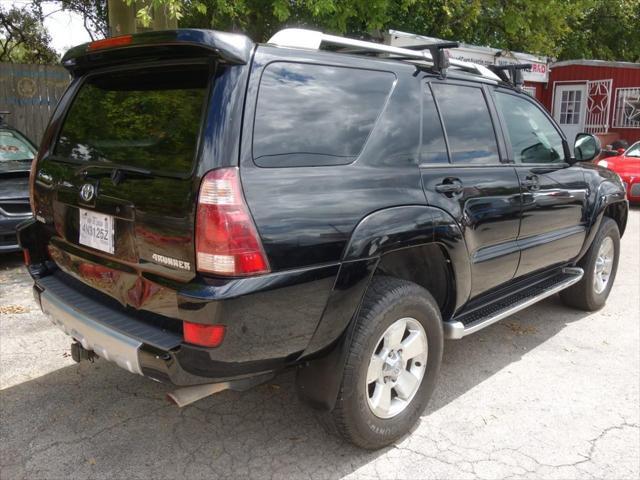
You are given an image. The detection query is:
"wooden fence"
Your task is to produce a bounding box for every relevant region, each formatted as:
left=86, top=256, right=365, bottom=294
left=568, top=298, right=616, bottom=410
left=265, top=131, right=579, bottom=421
left=0, top=63, right=70, bottom=146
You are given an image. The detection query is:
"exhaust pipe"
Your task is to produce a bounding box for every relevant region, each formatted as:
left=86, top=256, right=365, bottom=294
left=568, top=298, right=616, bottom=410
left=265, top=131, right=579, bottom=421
left=167, top=382, right=230, bottom=408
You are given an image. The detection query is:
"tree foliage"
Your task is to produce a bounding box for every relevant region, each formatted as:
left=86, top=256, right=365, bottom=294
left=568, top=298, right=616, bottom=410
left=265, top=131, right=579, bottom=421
left=0, top=6, right=59, bottom=63
left=31, top=0, right=109, bottom=40
left=175, top=0, right=639, bottom=61
left=558, top=0, right=640, bottom=62
left=2, top=0, right=639, bottom=64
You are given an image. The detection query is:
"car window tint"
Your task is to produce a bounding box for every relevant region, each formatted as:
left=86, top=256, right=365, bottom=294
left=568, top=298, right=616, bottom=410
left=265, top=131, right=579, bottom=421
left=431, top=84, right=499, bottom=164
left=421, top=86, right=449, bottom=164
left=253, top=62, right=395, bottom=167
left=495, top=92, right=565, bottom=164
left=0, top=131, right=36, bottom=161
left=55, top=65, right=208, bottom=175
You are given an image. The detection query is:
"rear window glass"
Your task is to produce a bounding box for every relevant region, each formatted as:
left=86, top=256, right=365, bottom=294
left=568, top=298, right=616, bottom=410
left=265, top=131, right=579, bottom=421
left=55, top=65, right=209, bottom=175
left=0, top=131, right=36, bottom=161
left=431, top=83, right=500, bottom=164
left=253, top=62, right=395, bottom=167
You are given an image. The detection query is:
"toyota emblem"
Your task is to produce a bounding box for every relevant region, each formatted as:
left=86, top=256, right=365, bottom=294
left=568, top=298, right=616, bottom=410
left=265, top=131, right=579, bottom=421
left=80, top=183, right=95, bottom=202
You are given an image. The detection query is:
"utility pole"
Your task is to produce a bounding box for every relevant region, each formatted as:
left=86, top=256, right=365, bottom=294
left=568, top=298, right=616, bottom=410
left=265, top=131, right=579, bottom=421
left=107, top=0, right=178, bottom=36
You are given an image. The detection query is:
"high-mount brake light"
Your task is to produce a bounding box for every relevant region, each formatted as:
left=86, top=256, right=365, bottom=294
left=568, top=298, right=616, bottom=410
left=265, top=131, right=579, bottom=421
left=195, top=168, right=270, bottom=276
left=88, top=35, right=133, bottom=51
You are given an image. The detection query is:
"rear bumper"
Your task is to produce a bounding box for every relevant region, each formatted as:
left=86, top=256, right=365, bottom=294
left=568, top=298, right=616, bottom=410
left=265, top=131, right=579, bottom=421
left=40, top=285, right=146, bottom=375
left=19, top=218, right=341, bottom=384
left=33, top=271, right=279, bottom=386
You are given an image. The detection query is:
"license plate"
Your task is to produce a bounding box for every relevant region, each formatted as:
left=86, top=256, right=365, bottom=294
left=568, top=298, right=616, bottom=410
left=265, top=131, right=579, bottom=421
left=79, top=208, right=114, bottom=254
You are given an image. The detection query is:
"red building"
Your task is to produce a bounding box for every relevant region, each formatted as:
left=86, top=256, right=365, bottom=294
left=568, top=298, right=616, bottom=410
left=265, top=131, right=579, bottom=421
left=538, top=60, right=640, bottom=147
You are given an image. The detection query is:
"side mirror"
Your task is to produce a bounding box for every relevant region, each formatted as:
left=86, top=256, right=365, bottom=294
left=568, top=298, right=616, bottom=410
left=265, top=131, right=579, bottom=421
left=573, top=133, right=601, bottom=162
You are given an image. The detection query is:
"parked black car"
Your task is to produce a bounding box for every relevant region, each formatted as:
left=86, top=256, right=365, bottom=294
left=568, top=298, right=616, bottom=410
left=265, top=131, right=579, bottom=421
left=1, top=112, right=36, bottom=252
left=18, top=29, right=628, bottom=449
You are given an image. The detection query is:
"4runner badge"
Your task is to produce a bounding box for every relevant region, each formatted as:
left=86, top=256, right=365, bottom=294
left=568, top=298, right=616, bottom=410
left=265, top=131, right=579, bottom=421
left=152, top=253, right=191, bottom=271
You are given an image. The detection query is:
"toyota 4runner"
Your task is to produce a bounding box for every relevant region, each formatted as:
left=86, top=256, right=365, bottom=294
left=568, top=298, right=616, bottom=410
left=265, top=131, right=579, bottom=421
left=18, top=29, right=628, bottom=449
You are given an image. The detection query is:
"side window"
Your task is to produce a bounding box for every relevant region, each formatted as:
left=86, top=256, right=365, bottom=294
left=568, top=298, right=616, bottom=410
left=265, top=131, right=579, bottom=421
left=421, top=86, right=448, bottom=164
left=253, top=62, right=395, bottom=167
left=494, top=92, right=566, bottom=164
left=431, top=83, right=500, bottom=164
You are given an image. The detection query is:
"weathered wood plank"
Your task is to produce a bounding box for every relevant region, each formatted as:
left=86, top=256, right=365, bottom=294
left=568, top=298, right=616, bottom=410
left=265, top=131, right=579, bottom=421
left=0, top=63, right=70, bottom=145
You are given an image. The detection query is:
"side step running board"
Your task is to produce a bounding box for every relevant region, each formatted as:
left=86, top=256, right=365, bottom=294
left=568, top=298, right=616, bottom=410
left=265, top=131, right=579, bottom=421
left=444, top=267, right=584, bottom=340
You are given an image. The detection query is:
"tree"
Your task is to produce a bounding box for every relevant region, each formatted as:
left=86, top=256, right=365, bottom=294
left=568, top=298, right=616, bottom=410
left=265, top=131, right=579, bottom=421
left=558, top=0, right=640, bottom=62
left=30, top=0, right=108, bottom=40
left=0, top=6, right=59, bottom=63
left=176, top=0, right=585, bottom=57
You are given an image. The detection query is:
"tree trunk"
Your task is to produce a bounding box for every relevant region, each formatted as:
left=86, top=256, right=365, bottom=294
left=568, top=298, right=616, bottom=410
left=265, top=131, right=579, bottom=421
left=107, top=0, right=177, bottom=36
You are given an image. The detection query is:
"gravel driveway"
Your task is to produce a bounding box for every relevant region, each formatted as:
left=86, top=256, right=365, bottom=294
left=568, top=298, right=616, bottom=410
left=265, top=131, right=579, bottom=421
left=1, top=209, right=639, bottom=480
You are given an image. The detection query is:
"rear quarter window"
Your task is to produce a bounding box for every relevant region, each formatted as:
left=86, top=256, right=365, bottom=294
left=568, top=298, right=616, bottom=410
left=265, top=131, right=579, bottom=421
left=252, top=62, right=395, bottom=167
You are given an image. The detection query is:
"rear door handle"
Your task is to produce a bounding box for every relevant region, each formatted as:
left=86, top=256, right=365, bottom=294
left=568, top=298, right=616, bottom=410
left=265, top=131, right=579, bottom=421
left=435, top=182, right=464, bottom=194
left=521, top=175, right=540, bottom=190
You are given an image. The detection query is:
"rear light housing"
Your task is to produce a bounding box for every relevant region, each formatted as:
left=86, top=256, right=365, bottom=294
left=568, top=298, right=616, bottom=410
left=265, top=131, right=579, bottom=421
left=195, top=167, right=269, bottom=276
left=183, top=322, right=226, bottom=348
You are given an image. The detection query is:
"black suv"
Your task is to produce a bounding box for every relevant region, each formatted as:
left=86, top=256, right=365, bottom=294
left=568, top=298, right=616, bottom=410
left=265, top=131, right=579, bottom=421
left=19, top=29, right=628, bottom=449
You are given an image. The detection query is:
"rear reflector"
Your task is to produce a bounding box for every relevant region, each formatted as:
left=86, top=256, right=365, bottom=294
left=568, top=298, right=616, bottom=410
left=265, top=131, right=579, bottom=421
left=22, top=249, right=31, bottom=266
left=195, top=168, right=269, bottom=276
left=88, top=35, right=133, bottom=51
left=183, top=322, right=226, bottom=347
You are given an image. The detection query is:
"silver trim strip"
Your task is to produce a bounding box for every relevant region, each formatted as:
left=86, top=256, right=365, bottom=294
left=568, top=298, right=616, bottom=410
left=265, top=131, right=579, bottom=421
left=444, top=267, right=584, bottom=340
left=40, top=290, right=143, bottom=375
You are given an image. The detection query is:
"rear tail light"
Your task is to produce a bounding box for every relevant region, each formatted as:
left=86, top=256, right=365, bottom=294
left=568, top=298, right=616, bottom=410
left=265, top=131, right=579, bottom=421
left=195, top=167, right=269, bottom=276
left=183, top=322, right=226, bottom=347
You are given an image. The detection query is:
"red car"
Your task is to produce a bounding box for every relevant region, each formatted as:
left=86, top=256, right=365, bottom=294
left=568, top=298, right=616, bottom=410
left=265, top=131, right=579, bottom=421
left=598, top=141, right=640, bottom=203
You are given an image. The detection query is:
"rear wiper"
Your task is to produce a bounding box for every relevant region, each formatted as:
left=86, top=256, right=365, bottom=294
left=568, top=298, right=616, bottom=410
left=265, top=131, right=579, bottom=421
left=79, top=164, right=153, bottom=184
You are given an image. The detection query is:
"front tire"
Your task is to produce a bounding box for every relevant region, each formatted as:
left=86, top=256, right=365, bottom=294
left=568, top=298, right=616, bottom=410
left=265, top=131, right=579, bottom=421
left=326, top=276, right=443, bottom=449
left=560, top=217, right=620, bottom=311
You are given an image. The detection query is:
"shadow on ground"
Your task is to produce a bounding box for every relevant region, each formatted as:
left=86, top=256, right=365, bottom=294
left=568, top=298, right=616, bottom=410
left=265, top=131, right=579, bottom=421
left=0, top=268, right=592, bottom=479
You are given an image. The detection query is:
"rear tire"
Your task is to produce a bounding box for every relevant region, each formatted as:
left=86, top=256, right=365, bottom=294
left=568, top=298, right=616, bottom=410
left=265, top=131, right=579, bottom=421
left=560, top=217, right=620, bottom=311
left=324, top=276, right=443, bottom=449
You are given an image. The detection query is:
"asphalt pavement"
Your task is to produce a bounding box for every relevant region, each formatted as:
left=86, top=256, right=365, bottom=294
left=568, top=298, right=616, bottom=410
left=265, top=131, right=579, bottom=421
left=1, top=208, right=639, bottom=479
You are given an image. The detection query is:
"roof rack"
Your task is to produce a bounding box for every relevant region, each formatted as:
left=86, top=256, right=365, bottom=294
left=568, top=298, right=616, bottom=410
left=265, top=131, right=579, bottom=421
left=268, top=29, right=501, bottom=81
left=487, top=64, right=532, bottom=88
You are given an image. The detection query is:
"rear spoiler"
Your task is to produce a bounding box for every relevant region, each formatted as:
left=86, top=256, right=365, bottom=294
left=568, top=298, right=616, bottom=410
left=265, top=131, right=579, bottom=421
left=61, top=29, right=254, bottom=76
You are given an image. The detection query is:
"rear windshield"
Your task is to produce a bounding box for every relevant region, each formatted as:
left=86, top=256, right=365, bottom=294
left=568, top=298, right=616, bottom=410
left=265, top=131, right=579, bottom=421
left=55, top=65, right=209, bottom=175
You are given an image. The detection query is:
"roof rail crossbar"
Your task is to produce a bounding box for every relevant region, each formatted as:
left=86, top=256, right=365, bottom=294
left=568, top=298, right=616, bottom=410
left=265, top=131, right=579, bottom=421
left=268, top=29, right=501, bottom=81
left=426, top=41, right=459, bottom=77
left=488, top=63, right=532, bottom=88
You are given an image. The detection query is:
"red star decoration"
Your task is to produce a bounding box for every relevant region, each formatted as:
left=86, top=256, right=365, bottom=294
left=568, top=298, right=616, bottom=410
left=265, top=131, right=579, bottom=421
left=587, top=83, right=609, bottom=114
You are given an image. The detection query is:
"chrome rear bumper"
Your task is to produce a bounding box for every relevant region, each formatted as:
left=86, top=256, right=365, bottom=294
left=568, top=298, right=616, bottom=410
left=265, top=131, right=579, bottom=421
left=33, top=271, right=276, bottom=387
left=41, top=290, right=144, bottom=375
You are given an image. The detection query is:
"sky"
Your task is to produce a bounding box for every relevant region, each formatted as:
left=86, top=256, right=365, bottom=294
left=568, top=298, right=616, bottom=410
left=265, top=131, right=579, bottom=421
left=3, top=0, right=93, bottom=54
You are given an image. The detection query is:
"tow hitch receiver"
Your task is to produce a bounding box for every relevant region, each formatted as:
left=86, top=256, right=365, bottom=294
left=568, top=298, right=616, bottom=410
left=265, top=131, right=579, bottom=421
left=70, top=341, right=97, bottom=363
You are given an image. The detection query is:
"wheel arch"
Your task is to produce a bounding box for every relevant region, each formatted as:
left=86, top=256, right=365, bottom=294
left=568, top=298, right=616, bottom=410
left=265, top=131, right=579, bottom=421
left=577, top=183, right=627, bottom=262
left=295, top=205, right=468, bottom=411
